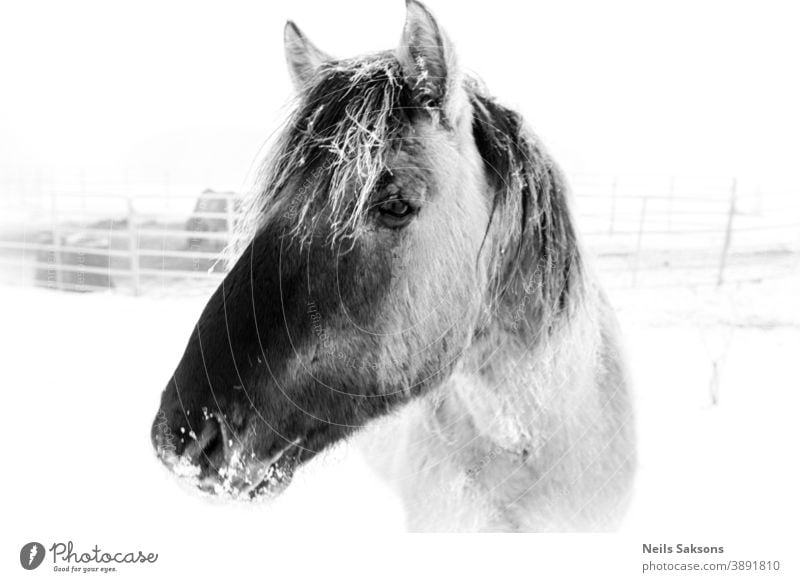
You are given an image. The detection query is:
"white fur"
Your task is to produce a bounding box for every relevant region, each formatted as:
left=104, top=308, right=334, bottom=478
left=357, top=292, right=635, bottom=532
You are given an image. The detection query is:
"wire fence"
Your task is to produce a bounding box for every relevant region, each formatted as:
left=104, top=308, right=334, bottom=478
left=0, top=175, right=798, bottom=295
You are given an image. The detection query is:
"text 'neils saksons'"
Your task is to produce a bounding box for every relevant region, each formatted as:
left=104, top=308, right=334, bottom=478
left=643, top=544, right=724, bottom=554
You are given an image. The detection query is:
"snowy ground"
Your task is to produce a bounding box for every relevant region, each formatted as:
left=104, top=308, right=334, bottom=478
left=1, top=273, right=798, bottom=579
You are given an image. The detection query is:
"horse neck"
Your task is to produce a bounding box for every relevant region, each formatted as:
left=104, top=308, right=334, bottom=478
left=444, top=276, right=605, bottom=453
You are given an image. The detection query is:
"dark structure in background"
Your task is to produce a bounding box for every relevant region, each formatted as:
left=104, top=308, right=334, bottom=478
left=34, top=227, right=120, bottom=291
left=186, top=189, right=240, bottom=253
left=1, top=189, right=238, bottom=293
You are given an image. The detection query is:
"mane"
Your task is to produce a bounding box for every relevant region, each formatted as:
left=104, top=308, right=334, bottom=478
left=234, top=53, right=583, bottom=328
left=468, top=85, right=583, bottom=331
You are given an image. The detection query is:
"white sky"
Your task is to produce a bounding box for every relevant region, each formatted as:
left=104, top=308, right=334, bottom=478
left=1, top=0, right=799, bottom=192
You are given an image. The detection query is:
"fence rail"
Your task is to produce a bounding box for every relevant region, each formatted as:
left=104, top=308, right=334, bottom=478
left=1, top=177, right=798, bottom=295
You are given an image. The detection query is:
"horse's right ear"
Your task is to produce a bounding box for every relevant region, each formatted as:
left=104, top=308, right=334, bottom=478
left=284, top=21, right=331, bottom=91
left=397, top=0, right=462, bottom=123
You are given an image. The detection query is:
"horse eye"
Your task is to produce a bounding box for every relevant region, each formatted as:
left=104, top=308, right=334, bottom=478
left=380, top=198, right=411, bottom=217
left=376, top=195, right=416, bottom=227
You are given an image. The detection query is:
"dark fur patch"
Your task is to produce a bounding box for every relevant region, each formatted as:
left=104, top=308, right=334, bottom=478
left=469, top=90, right=582, bottom=329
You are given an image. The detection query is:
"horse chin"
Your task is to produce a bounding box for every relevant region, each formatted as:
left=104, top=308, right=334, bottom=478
left=246, top=443, right=304, bottom=500
left=222, top=438, right=304, bottom=501
left=160, top=437, right=304, bottom=502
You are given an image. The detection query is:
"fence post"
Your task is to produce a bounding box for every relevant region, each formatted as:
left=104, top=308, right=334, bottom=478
left=51, top=183, right=62, bottom=291
left=608, top=176, right=618, bottom=235
left=226, top=191, right=235, bottom=245
left=631, top=196, right=648, bottom=287
left=716, top=178, right=738, bottom=287
left=128, top=197, right=140, bottom=295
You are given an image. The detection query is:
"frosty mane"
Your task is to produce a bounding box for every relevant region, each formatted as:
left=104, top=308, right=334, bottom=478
left=237, top=52, right=415, bottom=250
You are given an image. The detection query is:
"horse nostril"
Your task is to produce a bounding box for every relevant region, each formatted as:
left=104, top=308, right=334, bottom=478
left=183, top=415, right=227, bottom=471
left=154, top=407, right=263, bottom=495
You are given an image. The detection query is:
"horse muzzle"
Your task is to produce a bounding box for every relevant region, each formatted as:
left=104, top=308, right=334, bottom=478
left=151, top=405, right=303, bottom=500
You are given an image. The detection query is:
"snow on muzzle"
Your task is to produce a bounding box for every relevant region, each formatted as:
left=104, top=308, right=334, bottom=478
left=152, top=406, right=302, bottom=500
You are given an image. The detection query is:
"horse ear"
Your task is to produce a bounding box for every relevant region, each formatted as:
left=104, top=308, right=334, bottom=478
left=397, top=0, right=462, bottom=121
left=284, top=21, right=332, bottom=91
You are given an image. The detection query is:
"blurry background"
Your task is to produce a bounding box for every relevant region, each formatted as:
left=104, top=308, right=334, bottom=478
left=0, top=0, right=798, bottom=559
left=3, top=0, right=800, bottom=185
left=1, top=0, right=798, bottom=294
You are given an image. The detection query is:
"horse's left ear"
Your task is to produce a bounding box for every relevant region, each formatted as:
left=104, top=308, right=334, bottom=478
left=397, top=0, right=463, bottom=123
left=284, top=21, right=332, bottom=91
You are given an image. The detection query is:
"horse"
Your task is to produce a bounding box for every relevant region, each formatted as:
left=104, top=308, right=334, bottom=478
left=151, top=0, right=636, bottom=532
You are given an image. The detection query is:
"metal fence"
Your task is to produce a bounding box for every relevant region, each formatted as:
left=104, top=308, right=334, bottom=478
left=571, top=175, right=799, bottom=288
left=1, top=176, right=798, bottom=295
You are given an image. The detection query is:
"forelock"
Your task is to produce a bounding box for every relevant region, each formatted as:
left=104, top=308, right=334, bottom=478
left=238, top=52, right=418, bottom=250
